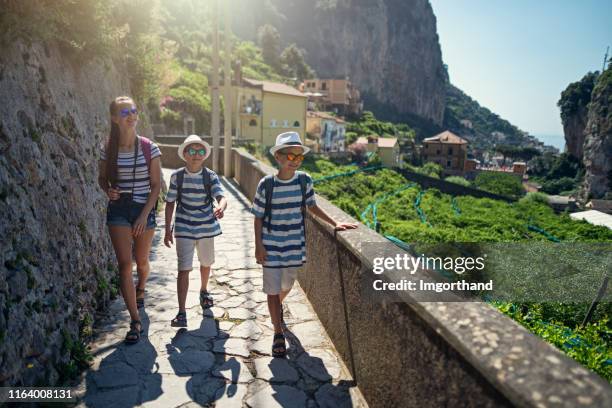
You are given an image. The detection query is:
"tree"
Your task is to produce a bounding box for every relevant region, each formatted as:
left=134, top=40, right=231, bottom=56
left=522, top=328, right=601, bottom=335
left=495, top=144, right=517, bottom=166
left=257, top=24, right=280, bottom=69
left=515, top=147, right=541, bottom=162
left=280, top=43, right=314, bottom=81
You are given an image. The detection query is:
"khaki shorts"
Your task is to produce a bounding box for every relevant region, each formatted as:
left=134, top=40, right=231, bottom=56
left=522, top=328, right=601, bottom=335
left=262, top=266, right=300, bottom=295
left=176, top=237, right=215, bottom=271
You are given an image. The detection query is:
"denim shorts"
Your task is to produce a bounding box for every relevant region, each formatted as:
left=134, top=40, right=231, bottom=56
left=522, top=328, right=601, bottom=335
left=106, top=200, right=156, bottom=229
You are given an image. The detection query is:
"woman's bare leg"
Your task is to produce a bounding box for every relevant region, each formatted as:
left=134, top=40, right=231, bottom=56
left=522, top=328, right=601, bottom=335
left=134, top=228, right=155, bottom=298
left=109, top=226, right=138, bottom=321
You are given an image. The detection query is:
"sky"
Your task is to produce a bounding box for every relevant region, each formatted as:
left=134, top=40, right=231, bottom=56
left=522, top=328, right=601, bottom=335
left=430, top=0, right=611, bottom=148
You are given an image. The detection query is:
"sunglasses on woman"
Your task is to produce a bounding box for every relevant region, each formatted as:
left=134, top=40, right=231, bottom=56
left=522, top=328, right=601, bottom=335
left=282, top=152, right=305, bottom=162
left=119, top=107, right=138, bottom=118
left=187, top=147, right=207, bottom=156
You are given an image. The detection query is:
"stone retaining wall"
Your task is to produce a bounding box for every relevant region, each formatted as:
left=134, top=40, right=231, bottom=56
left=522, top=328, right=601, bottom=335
left=231, top=147, right=612, bottom=408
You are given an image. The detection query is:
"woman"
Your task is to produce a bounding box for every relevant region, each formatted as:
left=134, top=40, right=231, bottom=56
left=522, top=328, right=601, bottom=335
left=98, top=96, right=162, bottom=344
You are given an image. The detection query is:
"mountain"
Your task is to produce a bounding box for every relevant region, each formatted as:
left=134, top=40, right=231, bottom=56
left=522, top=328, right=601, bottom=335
left=559, top=68, right=612, bottom=201
left=231, top=0, right=448, bottom=126
left=444, top=84, right=531, bottom=150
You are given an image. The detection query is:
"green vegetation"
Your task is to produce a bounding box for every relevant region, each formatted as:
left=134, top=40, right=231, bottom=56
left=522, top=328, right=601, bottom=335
left=304, top=156, right=612, bottom=379
left=529, top=152, right=584, bottom=195
left=58, top=328, right=93, bottom=384
left=558, top=71, right=598, bottom=124
left=444, top=84, right=528, bottom=148
left=496, top=302, right=611, bottom=381
left=444, top=176, right=471, bottom=187
left=346, top=111, right=415, bottom=141
left=154, top=1, right=315, bottom=130
left=1, top=0, right=165, bottom=106
left=473, top=172, right=525, bottom=199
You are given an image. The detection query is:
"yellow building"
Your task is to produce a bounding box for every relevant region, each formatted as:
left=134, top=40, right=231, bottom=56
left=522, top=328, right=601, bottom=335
left=234, top=78, right=307, bottom=147
left=356, top=136, right=401, bottom=167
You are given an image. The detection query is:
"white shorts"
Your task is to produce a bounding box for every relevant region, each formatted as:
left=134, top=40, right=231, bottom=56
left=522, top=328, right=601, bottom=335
left=262, top=266, right=300, bottom=295
left=176, top=237, right=215, bottom=271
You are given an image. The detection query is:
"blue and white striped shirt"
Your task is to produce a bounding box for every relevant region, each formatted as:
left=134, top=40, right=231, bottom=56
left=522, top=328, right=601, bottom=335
left=251, top=172, right=316, bottom=268
left=100, top=139, right=162, bottom=204
left=166, top=167, right=224, bottom=239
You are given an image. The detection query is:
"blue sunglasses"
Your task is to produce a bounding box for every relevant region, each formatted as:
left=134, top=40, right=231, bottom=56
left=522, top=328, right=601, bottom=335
left=119, top=107, right=138, bottom=118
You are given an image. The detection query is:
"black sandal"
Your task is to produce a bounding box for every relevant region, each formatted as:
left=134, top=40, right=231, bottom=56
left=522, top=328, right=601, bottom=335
left=135, top=286, right=145, bottom=309
left=199, top=291, right=214, bottom=309
left=125, top=320, right=142, bottom=344
left=272, top=333, right=286, bottom=358
left=171, top=311, right=187, bottom=327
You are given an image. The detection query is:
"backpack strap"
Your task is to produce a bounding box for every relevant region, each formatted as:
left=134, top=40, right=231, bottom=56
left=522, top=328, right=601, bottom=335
left=176, top=168, right=186, bottom=209
left=263, top=175, right=275, bottom=232
left=202, top=168, right=214, bottom=208
left=139, top=136, right=153, bottom=172
left=297, top=171, right=308, bottom=211
left=297, top=171, right=308, bottom=234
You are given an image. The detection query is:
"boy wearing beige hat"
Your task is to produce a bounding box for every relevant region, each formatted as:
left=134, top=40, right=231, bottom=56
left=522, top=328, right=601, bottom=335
left=164, top=135, right=227, bottom=327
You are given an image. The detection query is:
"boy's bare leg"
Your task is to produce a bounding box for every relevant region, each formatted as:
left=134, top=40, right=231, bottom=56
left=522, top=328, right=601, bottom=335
left=279, top=288, right=291, bottom=303
left=268, top=294, right=283, bottom=334
left=200, top=265, right=211, bottom=292
left=177, top=270, right=190, bottom=312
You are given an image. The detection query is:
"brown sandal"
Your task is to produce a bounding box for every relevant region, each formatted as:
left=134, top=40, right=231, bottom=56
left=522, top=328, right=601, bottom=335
left=125, top=320, right=143, bottom=344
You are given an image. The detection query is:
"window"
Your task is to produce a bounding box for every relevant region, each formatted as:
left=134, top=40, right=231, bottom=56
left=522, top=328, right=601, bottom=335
left=436, top=149, right=441, bottom=155
left=282, top=119, right=289, bottom=128
left=447, top=160, right=452, bottom=168
left=448, top=147, right=453, bottom=155
left=249, top=119, right=257, bottom=127
left=293, top=121, right=300, bottom=127
left=321, top=82, right=327, bottom=90
left=270, top=119, right=277, bottom=127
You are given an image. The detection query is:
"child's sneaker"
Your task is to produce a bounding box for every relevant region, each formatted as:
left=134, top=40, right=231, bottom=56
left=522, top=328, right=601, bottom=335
left=200, top=291, right=214, bottom=309
left=171, top=311, right=187, bottom=327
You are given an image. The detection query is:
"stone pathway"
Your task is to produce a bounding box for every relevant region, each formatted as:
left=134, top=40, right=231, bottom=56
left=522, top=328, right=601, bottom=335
left=75, top=169, right=365, bottom=407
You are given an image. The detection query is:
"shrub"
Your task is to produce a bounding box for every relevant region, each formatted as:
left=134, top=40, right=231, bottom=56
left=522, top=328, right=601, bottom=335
left=444, top=176, right=471, bottom=187
left=540, top=177, right=578, bottom=195
left=520, top=192, right=549, bottom=206
left=474, top=172, right=524, bottom=198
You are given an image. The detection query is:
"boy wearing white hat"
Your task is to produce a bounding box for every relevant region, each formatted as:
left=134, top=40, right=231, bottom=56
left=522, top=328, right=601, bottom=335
left=164, top=135, right=228, bottom=327
left=251, top=131, right=357, bottom=357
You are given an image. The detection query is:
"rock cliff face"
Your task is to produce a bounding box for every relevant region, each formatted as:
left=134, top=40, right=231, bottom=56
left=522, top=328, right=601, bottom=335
left=232, top=0, right=447, bottom=125
left=563, top=106, right=588, bottom=159
left=559, top=72, right=598, bottom=160
left=0, top=40, right=138, bottom=385
left=580, top=68, right=612, bottom=200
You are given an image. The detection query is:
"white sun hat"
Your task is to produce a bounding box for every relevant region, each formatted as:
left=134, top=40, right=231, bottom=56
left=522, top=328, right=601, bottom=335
left=178, top=134, right=212, bottom=162
left=269, top=131, right=311, bottom=155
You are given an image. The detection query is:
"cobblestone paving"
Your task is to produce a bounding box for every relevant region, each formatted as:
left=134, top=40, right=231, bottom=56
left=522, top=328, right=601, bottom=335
left=75, top=170, right=364, bottom=407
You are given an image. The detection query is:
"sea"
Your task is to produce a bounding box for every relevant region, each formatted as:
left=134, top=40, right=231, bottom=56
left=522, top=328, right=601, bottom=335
left=533, top=134, right=565, bottom=151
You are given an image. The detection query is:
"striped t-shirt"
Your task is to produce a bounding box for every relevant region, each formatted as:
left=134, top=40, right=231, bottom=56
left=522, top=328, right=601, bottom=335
left=99, top=138, right=162, bottom=204
left=251, top=172, right=316, bottom=268
left=166, top=167, right=224, bottom=239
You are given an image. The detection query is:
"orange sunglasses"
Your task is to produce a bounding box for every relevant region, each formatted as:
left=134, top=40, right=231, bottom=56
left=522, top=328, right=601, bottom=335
left=281, top=152, right=305, bottom=162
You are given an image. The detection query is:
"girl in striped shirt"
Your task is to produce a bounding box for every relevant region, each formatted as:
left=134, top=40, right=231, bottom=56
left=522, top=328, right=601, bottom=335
left=98, top=96, right=162, bottom=344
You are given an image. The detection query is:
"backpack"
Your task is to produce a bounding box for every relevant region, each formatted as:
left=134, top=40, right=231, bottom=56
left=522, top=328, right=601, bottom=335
left=263, top=171, right=308, bottom=232
left=139, top=136, right=153, bottom=171
left=175, top=167, right=214, bottom=211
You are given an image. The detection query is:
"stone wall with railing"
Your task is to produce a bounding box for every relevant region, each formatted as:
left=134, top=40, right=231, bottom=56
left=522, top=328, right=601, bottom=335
left=230, top=147, right=612, bottom=408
